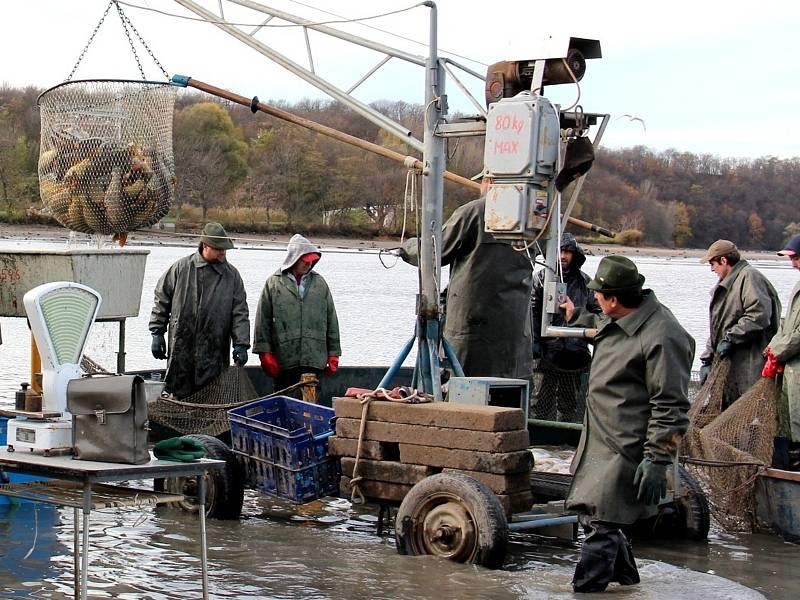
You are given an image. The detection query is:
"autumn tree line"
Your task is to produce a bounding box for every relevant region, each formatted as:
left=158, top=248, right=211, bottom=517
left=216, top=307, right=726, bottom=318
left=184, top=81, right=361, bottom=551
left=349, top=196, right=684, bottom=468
left=1, top=84, right=797, bottom=249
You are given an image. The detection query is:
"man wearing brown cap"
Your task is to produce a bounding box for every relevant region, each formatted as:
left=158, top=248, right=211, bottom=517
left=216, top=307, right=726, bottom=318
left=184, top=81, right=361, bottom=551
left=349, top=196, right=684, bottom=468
left=560, top=255, right=694, bottom=593
left=765, top=234, right=800, bottom=458
left=699, top=239, right=781, bottom=408
left=149, top=222, right=250, bottom=399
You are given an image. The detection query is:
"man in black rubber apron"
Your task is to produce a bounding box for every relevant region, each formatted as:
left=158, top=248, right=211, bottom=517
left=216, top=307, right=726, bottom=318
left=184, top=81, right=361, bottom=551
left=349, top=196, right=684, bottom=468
left=560, top=256, right=694, bottom=593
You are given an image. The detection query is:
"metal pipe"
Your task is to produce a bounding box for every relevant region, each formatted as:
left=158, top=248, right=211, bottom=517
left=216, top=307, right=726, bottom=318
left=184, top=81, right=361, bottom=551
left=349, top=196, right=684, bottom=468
left=116, top=319, right=126, bottom=374
left=508, top=515, right=578, bottom=531
left=199, top=473, right=209, bottom=600
left=81, top=484, right=90, bottom=600
left=378, top=335, right=415, bottom=389
left=347, top=55, right=392, bottom=94
left=73, top=507, right=79, bottom=600
left=528, top=418, right=583, bottom=431
left=172, top=0, right=421, bottom=151
left=442, top=337, right=465, bottom=378
left=543, top=325, right=597, bottom=339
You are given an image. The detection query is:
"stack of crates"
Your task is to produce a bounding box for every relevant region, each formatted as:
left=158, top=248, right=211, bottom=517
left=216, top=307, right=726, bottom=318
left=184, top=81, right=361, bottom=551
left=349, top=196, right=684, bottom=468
left=228, top=396, right=339, bottom=503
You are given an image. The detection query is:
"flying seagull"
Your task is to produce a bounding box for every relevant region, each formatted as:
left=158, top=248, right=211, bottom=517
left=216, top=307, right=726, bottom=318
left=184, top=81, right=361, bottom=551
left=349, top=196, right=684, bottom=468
left=615, top=114, right=647, bottom=131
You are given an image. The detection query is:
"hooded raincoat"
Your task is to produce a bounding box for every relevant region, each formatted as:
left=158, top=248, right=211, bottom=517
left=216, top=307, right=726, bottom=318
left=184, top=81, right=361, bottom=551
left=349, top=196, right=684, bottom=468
left=701, top=260, right=781, bottom=406
left=565, top=290, right=695, bottom=524
left=769, top=280, right=800, bottom=440
left=149, top=252, right=250, bottom=400
left=532, top=233, right=600, bottom=358
left=400, top=197, right=533, bottom=379
left=253, top=235, right=340, bottom=371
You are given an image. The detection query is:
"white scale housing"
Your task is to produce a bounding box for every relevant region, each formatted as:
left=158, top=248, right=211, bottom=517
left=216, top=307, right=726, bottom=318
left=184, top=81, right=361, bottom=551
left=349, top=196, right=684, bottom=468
left=7, top=282, right=101, bottom=454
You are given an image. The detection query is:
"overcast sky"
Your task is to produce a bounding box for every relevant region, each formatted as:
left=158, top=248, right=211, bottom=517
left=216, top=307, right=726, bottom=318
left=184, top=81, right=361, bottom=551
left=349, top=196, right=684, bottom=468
left=1, top=0, right=798, bottom=160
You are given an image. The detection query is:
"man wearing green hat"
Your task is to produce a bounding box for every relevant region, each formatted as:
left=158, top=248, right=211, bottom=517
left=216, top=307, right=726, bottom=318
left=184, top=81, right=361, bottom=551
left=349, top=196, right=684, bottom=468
left=149, top=222, right=250, bottom=400
left=560, top=255, right=695, bottom=593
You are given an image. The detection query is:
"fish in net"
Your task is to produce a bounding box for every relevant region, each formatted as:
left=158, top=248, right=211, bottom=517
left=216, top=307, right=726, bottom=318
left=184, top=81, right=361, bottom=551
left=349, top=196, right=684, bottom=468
left=531, top=357, right=590, bottom=423
left=37, top=80, right=177, bottom=237
left=148, top=367, right=259, bottom=437
left=682, top=357, right=777, bottom=531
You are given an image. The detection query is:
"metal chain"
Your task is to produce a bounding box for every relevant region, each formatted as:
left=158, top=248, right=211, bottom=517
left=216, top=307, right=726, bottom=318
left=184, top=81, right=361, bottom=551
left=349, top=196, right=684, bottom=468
left=115, top=1, right=147, bottom=80
left=66, top=0, right=115, bottom=81
left=115, top=1, right=170, bottom=80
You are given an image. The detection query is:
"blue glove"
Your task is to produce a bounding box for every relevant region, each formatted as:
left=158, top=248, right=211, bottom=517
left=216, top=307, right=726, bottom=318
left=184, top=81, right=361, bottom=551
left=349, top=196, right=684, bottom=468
left=232, top=345, right=249, bottom=366
left=151, top=334, right=167, bottom=360
left=633, top=458, right=668, bottom=505
left=716, top=337, right=734, bottom=358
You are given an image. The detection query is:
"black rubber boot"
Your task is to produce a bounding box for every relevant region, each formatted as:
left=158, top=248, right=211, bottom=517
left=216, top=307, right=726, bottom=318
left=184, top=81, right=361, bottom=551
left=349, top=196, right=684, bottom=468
left=572, top=520, right=640, bottom=593
left=773, top=437, right=791, bottom=470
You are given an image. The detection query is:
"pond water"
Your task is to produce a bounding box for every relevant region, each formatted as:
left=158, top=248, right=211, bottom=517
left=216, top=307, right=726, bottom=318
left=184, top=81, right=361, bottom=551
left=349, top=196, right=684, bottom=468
left=0, top=237, right=798, bottom=599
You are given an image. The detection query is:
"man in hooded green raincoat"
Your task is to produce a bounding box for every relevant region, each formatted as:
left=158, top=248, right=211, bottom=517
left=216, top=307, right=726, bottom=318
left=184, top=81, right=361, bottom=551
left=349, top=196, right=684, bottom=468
left=561, top=255, right=694, bottom=593
left=766, top=234, right=800, bottom=463
left=149, top=222, right=250, bottom=400
left=253, top=234, right=341, bottom=394
left=699, top=239, right=781, bottom=408
left=398, top=178, right=533, bottom=379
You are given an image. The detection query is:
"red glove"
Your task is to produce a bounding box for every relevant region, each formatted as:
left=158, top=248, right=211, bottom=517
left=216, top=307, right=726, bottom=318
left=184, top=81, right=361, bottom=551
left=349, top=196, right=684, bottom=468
left=762, top=351, right=784, bottom=378
left=259, top=352, right=280, bottom=378
left=325, top=355, right=339, bottom=375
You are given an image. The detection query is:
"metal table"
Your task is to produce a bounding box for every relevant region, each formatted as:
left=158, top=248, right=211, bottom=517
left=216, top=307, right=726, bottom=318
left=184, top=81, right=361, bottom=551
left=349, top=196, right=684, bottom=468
left=0, top=449, right=225, bottom=600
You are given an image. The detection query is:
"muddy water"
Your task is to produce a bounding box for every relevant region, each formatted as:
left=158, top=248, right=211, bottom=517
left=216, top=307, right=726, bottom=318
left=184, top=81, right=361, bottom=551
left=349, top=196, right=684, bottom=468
left=1, top=239, right=799, bottom=598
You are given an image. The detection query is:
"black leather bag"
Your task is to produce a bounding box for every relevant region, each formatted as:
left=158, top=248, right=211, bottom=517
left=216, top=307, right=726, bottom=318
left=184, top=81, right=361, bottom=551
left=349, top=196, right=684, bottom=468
left=67, top=375, right=150, bottom=464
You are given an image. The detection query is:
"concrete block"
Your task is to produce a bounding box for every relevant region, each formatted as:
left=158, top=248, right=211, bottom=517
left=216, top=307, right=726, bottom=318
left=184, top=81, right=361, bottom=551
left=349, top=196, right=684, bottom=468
left=442, top=469, right=529, bottom=494
left=497, top=491, right=534, bottom=517
left=333, top=397, right=525, bottom=431
left=335, top=418, right=529, bottom=453
left=340, top=458, right=434, bottom=485
left=399, top=444, right=533, bottom=474
left=327, top=437, right=398, bottom=461
left=340, top=475, right=412, bottom=503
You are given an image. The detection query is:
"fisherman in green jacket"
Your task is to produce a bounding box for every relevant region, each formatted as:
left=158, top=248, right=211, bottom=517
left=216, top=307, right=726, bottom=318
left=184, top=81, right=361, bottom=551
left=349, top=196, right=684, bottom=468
left=560, top=255, right=695, bottom=593
left=699, top=239, right=781, bottom=408
left=254, top=234, right=341, bottom=394
left=398, top=177, right=533, bottom=379
left=149, top=222, right=250, bottom=400
left=766, top=234, right=800, bottom=456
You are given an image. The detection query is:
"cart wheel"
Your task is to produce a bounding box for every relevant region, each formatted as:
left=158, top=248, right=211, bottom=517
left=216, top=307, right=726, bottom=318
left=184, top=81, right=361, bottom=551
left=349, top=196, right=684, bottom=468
left=674, top=465, right=710, bottom=541
left=155, top=435, right=244, bottom=520
left=395, top=473, right=507, bottom=569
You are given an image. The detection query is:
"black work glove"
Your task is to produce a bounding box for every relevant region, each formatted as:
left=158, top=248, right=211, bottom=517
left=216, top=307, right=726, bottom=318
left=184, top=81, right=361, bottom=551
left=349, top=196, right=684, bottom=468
left=716, top=337, right=734, bottom=359
left=151, top=333, right=167, bottom=360
left=699, top=358, right=712, bottom=385
left=532, top=340, right=542, bottom=360
left=633, top=458, right=669, bottom=505
left=232, top=345, right=249, bottom=366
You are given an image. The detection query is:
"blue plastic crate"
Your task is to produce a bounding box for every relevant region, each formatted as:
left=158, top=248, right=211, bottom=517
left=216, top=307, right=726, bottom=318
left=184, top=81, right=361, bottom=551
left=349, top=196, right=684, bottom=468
left=228, top=396, right=339, bottom=503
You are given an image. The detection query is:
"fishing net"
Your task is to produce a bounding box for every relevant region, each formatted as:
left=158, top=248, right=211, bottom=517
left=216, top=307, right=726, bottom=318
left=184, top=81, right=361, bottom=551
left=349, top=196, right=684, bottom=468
left=37, top=80, right=177, bottom=235
left=682, top=357, right=777, bottom=531
left=148, top=367, right=259, bottom=437
left=531, top=357, right=589, bottom=423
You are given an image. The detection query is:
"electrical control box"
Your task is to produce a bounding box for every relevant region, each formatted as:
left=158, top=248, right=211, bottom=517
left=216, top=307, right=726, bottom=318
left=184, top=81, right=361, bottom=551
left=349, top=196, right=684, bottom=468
left=447, top=377, right=529, bottom=422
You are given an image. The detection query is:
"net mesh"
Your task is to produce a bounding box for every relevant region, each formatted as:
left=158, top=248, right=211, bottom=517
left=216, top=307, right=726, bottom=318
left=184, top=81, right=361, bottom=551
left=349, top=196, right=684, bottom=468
left=682, top=357, right=777, bottom=532
left=37, top=80, right=177, bottom=235
left=531, top=358, right=589, bottom=423
left=148, top=367, right=259, bottom=437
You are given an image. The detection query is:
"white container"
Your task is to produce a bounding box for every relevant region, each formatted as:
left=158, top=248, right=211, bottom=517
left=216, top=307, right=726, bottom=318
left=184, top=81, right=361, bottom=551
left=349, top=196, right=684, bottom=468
left=0, top=249, right=148, bottom=318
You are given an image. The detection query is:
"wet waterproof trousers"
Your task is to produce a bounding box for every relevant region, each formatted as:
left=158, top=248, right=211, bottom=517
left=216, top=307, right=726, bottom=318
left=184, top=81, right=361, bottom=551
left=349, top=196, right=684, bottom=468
left=572, top=517, right=641, bottom=593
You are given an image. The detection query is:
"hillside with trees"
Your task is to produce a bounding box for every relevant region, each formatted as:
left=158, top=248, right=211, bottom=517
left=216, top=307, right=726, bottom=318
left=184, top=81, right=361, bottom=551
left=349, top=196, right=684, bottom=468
left=1, top=84, right=797, bottom=248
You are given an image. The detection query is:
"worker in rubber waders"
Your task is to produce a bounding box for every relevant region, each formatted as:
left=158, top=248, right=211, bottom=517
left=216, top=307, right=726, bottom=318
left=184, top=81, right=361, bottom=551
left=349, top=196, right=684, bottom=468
left=699, top=239, right=781, bottom=408
left=560, top=255, right=694, bottom=593
left=531, top=232, right=600, bottom=422
left=253, top=234, right=341, bottom=396
left=149, top=222, right=250, bottom=400
left=397, top=176, right=533, bottom=379
left=764, top=234, right=800, bottom=469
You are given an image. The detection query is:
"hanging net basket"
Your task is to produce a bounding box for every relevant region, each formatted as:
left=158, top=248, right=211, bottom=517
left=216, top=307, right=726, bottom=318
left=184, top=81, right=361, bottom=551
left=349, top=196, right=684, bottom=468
left=37, top=79, right=177, bottom=235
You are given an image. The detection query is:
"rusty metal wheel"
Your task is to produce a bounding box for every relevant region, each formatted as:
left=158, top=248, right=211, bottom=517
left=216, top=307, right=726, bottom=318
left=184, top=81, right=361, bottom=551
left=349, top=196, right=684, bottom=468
left=395, top=473, right=507, bottom=569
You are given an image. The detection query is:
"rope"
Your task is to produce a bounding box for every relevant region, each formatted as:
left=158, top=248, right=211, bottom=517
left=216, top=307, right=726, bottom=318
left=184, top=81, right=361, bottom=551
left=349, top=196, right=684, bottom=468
left=378, top=157, right=419, bottom=269
left=347, top=387, right=432, bottom=504
left=158, top=379, right=312, bottom=410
